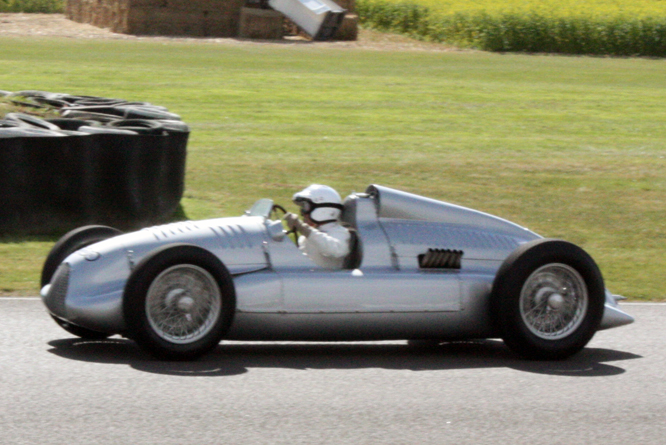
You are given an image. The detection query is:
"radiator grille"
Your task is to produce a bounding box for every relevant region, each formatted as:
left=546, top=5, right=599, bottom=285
left=418, top=249, right=463, bottom=269
left=44, top=263, right=70, bottom=317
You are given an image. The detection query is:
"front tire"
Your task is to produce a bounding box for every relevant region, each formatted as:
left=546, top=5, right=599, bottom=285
left=491, top=239, right=605, bottom=360
left=123, top=244, right=236, bottom=361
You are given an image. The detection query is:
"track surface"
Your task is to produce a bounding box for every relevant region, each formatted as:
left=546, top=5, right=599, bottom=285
left=2, top=300, right=664, bottom=444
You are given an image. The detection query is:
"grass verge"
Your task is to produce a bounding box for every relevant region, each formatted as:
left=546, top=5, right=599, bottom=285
left=0, top=36, right=664, bottom=300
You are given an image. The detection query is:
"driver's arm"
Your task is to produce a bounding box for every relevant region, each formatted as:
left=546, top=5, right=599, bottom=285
left=305, top=228, right=350, bottom=258
left=285, top=213, right=312, bottom=236
left=285, top=213, right=350, bottom=258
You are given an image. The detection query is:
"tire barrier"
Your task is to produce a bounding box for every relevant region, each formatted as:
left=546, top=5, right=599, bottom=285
left=0, top=91, right=189, bottom=235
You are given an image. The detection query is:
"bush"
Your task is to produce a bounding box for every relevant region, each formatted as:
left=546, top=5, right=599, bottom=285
left=0, top=0, right=63, bottom=13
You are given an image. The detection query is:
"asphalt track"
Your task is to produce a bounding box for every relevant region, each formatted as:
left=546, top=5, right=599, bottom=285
left=1, top=299, right=664, bottom=444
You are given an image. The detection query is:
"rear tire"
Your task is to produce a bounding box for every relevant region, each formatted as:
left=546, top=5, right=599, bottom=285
left=42, top=225, right=121, bottom=340
left=123, top=244, right=236, bottom=361
left=42, top=225, right=122, bottom=287
left=491, top=239, right=605, bottom=360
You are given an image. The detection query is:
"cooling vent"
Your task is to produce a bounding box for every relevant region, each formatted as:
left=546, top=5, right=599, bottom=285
left=44, top=263, right=70, bottom=317
left=418, top=249, right=463, bottom=269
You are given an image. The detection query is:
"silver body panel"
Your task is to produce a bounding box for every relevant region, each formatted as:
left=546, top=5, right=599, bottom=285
left=42, top=184, right=634, bottom=340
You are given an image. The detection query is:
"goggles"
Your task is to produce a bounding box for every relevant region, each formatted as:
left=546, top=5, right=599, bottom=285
left=293, top=197, right=343, bottom=217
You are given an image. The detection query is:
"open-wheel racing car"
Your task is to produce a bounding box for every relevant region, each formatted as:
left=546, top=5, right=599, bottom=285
left=41, top=185, right=634, bottom=360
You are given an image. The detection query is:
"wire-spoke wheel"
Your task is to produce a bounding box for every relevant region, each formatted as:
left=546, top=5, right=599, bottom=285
left=124, top=244, right=235, bottom=361
left=492, top=239, right=605, bottom=360
left=519, top=264, right=588, bottom=341
left=146, top=265, right=222, bottom=344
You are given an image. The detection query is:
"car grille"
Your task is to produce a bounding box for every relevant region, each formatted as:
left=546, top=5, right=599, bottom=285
left=44, top=263, right=70, bottom=318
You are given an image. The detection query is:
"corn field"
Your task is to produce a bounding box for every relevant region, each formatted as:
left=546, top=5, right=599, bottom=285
left=357, top=0, right=666, bottom=56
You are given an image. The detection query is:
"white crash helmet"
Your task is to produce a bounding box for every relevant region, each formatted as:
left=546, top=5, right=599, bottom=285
left=292, top=184, right=344, bottom=224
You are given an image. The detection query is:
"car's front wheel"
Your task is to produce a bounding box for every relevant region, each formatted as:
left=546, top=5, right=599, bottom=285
left=123, top=244, right=236, bottom=360
left=491, top=239, right=605, bottom=360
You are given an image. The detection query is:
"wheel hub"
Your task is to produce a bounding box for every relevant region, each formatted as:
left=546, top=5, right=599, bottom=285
left=165, top=288, right=196, bottom=312
left=165, top=288, right=184, bottom=306
left=547, top=293, right=565, bottom=310
left=177, top=296, right=195, bottom=312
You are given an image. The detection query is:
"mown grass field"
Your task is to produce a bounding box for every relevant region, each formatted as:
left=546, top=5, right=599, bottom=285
left=0, top=36, right=664, bottom=300
left=358, top=0, right=666, bottom=56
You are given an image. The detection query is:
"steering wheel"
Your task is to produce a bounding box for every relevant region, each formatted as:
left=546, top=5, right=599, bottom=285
left=270, top=204, right=299, bottom=245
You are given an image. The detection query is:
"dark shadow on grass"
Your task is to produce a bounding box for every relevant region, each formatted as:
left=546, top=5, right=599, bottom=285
left=47, top=337, right=641, bottom=378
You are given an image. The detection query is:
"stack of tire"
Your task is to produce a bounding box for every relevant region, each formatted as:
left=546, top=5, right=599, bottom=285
left=0, top=90, right=189, bottom=234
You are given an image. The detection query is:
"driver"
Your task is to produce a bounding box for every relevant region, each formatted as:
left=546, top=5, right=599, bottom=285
left=284, top=184, right=351, bottom=270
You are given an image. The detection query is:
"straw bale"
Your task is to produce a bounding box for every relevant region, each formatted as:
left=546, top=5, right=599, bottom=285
left=166, top=0, right=244, bottom=12
left=124, top=7, right=240, bottom=36
left=334, top=13, right=357, bottom=41
left=126, top=0, right=167, bottom=7
left=124, top=8, right=197, bottom=35
left=239, top=7, right=283, bottom=40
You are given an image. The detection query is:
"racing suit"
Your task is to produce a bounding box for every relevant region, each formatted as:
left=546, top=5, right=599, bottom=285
left=298, top=222, right=351, bottom=270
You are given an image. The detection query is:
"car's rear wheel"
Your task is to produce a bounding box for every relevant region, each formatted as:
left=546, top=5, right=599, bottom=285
left=42, top=225, right=122, bottom=339
left=42, top=225, right=122, bottom=287
left=123, top=244, right=236, bottom=361
left=491, top=239, right=605, bottom=360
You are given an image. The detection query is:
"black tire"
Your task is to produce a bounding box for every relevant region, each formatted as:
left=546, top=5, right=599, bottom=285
left=46, top=118, right=96, bottom=131
left=106, top=119, right=166, bottom=135
left=41, top=225, right=122, bottom=287
left=42, top=225, right=121, bottom=339
left=491, top=239, right=605, bottom=360
left=3, top=112, right=60, bottom=130
left=122, top=244, right=236, bottom=361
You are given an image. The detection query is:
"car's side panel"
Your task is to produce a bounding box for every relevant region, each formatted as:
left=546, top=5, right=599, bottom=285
left=225, top=308, right=495, bottom=341
left=233, top=270, right=283, bottom=312
left=379, top=219, right=527, bottom=265
left=280, top=269, right=461, bottom=313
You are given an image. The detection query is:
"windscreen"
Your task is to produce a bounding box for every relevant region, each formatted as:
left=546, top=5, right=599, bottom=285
left=246, top=198, right=274, bottom=218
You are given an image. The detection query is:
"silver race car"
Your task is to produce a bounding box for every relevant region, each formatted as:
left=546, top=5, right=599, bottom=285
left=40, top=185, right=634, bottom=360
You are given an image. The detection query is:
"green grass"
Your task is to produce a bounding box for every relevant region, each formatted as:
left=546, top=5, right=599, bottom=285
left=0, top=36, right=664, bottom=300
